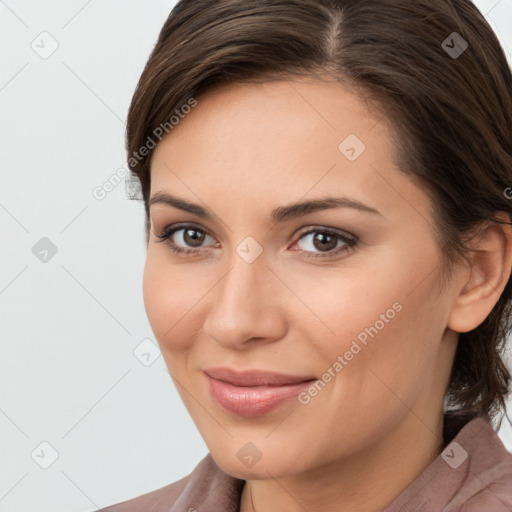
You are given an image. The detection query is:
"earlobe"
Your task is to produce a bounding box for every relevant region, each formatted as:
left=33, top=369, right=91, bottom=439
left=447, top=214, right=512, bottom=334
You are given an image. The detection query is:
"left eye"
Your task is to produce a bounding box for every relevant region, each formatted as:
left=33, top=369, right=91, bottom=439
left=154, top=224, right=357, bottom=259
left=292, top=228, right=356, bottom=258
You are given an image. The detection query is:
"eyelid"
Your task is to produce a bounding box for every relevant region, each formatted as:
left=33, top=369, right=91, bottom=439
left=295, top=225, right=357, bottom=241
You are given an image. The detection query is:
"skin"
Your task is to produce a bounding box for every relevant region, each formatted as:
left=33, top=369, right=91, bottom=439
left=143, top=76, right=512, bottom=512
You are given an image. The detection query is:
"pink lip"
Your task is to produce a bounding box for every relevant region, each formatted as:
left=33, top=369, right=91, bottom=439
left=204, top=367, right=316, bottom=417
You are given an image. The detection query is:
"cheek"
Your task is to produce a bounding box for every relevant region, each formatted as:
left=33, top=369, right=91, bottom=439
left=142, top=254, right=165, bottom=337
left=142, top=251, right=213, bottom=351
left=306, top=250, right=445, bottom=384
left=326, top=280, right=446, bottom=415
left=287, top=265, right=395, bottom=348
left=143, top=252, right=186, bottom=345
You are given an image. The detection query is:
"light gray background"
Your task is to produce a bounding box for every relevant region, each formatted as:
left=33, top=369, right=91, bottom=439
left=1, top=1, right=511, bottom=511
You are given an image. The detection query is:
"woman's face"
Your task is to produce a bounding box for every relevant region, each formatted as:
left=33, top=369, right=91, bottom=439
left=143, top=77, right=462, bottom=479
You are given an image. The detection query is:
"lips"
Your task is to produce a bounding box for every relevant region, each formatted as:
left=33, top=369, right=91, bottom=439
left=204, top=367, right=317, bottom=417
left=203, top=367, right=316, bottom=386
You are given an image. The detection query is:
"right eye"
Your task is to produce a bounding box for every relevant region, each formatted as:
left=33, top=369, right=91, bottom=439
left=154, top=223, right=219, bottom=256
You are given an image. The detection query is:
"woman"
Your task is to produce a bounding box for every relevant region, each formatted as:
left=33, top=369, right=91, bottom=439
left=101, top=0, right=512, bottom=510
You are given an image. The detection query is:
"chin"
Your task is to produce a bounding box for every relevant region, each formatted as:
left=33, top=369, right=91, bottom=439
left=210, top=447, right=302, bottom=481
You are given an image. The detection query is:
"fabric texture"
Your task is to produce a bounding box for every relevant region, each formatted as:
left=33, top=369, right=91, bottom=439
left=99, top=412, right=512, bottom=512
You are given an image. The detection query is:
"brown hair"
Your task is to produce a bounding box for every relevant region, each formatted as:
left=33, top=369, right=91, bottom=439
left=125, top=0, right=512, bottom=429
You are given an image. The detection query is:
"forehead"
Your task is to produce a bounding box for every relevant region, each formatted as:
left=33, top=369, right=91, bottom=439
left=149, top=78, right=429, bottom=223
left=153, top=77, right=386, bottom=162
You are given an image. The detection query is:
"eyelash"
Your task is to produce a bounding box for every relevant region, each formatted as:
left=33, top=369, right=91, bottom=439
left=154, top=223, right=357, bottom=259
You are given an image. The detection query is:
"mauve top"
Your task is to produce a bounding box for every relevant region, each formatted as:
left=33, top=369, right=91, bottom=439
left=99, top=412, right=512, bottom=512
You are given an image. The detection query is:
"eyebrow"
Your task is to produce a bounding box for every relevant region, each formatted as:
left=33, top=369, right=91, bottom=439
left=149, top=191, right=382, bottom=222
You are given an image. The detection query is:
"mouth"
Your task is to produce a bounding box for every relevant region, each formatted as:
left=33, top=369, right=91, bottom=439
left=203, top=366, right=317, bottom=386
left=203, top=367, right=317, bottom=417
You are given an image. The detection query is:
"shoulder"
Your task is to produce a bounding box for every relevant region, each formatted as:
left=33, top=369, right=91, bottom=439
left=99, top=462, right=196, bottom=512
left=98, top=453, right=245, bottom=512
left=456, top=468, right=512, bottom=511
left=384, top=413, right=512, bottom=512
left=451, top=423, right=512, bottom=512
left=451, top=416, right=512, bottom=511
left=440, top=415, right=512, bottom=511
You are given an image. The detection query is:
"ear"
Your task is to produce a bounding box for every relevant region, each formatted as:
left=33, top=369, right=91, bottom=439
left=447, top=213, right=512, bottom=333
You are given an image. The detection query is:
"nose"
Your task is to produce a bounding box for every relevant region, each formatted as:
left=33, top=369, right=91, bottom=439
left=202, top=249, right=287, bottom=350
